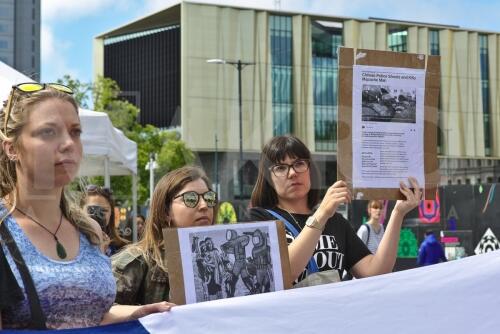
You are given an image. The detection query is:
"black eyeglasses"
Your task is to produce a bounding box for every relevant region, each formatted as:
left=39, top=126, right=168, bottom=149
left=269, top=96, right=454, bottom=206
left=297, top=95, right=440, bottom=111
left=3, top=82, right=74, bottom=134
left=174, top=190, right=217, bottom=208
left=269, top=159, right=310, bottom=177
left=86, top=184, right=113, bottom=196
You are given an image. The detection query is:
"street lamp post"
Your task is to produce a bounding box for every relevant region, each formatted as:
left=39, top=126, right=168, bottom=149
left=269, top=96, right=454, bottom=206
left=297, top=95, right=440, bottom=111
left=207, top=58, right=255, bottom=198
left=145, top=153, right=158, bottom=204
left=443, top=128, right=451, bottom=183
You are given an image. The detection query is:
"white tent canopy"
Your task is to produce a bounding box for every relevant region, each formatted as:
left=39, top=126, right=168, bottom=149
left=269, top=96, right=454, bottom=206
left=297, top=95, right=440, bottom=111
left=79, top=108, right=137, bottom=177
left=0, top=61, right=139, bottom=241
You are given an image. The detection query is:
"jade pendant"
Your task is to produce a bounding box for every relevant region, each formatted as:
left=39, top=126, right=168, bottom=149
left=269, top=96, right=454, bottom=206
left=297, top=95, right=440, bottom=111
left=56, top=240, right=67, bottom=259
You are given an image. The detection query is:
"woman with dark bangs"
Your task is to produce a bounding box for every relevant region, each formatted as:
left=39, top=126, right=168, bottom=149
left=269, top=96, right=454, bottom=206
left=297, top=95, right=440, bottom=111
left=246, top=135, right=421, bottom=287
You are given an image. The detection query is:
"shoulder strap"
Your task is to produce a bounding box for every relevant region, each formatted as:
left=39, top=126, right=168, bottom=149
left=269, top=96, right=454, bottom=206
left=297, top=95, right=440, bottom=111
left=364, top=224, right=371, bottom=245
left=0, top=222, right=47, bottom=329
left=265, top=209, right=300, bottom=237
left=265, top=209, right=318, bottom=273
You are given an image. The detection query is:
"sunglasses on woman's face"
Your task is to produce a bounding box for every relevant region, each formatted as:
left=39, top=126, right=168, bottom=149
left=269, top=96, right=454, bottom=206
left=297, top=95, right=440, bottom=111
left=174, top=190, right=217, bottom=208
left=3, top=82, right=74, bottom=134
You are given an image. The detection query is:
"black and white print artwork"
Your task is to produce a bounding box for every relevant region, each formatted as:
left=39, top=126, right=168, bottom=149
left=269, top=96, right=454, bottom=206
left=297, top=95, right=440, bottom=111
left=361, top=84, right=417, bottom=123
left=178, top=221, right=283, bottom=304
left=190, top=226, right=274, bottom=302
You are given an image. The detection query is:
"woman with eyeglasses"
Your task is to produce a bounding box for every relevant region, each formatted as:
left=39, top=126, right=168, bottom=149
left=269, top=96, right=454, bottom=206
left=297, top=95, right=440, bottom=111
left=246, top=135, right=421, bottom=287
left=81, top=185, right=129, bottom=256
left=112, top=165, right=217, bottom=305
left=0, top=83, right=172, bottom=330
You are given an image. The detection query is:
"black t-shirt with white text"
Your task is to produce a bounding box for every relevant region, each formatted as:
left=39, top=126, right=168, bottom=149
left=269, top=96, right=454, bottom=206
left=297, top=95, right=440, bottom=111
left=246, top=207, right=371, bottom=283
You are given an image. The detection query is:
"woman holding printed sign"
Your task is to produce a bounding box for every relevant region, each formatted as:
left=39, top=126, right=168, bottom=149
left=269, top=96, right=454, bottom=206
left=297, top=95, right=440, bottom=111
left=246, top=135, right=420, bottom=287
left=112, top=166, right=217, bottom=304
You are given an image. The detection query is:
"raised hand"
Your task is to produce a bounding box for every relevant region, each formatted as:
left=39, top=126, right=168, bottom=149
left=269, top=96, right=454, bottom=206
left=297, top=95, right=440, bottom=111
left=394, top=177, right=421, bottom=216
left=314, top=180, right=352, bottom=223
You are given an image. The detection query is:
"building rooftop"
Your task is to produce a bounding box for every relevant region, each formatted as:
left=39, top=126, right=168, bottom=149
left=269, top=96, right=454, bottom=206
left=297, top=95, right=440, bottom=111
left=96, top=0, right=499, bottom=40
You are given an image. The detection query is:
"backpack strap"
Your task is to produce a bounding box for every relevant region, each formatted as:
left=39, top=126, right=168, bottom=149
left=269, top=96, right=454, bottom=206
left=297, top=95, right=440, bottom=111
left=0, top=222, right=47, bottom=329
left=364, top=224, right=371, bottom=245
left=265, top=209, right=319, bottom=273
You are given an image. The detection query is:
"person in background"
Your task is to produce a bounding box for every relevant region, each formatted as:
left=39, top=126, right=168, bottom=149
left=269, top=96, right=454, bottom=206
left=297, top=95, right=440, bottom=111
left=112, top=166, right=217, bottom=304
left=417, top=230, right=447, bottom=266
left=81, top=185, right=129, bottom=256
left=357, top=200, right=386, bottom=254
left=0, top=83, right=171, bottom=330
left=136, top=214, right=146, bottom=240
left=246, top=135, right=421, bottom=287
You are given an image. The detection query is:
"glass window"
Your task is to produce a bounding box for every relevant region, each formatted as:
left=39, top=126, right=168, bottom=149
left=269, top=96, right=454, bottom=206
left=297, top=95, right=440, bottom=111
left=311, top=21, right=342, bottom=152
left=429, top=30, right=442, bottom=152
left=270, top=15, right=293, bottom=135
left=429, top=30, right=439, bottom=55
left=479, top=34, right=491, bottom=156
left=0, top=6, right=13, bottom=19
left=388, top=28, right=407, bottom=52
left=0, top=40, right=8, bottom=49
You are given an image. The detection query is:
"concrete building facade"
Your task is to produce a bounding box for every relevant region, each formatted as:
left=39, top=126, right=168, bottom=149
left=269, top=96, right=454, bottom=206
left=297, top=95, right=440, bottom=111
left=94, top=1, right=500, bottom=201
left=0, top=0, right=41, bottom=80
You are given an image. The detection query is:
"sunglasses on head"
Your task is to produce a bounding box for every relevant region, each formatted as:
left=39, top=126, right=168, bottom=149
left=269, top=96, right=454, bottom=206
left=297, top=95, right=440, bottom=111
left=86, top=184, right=113, bottom=196
left=3, top=82, right=74, bottom=134
left=174, top=190, right=217, bottom=208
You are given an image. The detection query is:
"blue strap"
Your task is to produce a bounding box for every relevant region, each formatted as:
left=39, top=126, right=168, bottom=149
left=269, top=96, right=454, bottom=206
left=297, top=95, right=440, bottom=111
left=265, top=209, right=319, bottom=273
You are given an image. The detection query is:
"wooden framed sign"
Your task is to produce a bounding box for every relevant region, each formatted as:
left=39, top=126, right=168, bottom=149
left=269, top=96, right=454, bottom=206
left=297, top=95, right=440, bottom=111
left=164, top=221, right=292, bottom=305
left=337, top=47, right=440, bottom=200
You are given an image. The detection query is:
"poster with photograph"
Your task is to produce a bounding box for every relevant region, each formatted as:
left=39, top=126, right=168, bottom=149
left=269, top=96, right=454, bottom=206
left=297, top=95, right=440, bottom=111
left=164, top=221, right=291, bottom=305
left=337, top=47, right=440, bottom=200
left=352, top=65, right=425, bottom=189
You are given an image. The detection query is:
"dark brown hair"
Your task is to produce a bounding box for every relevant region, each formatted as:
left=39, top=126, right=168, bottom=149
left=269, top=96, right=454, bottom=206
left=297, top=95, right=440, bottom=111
left=82, top=186, right=129, bottom=249
left=251, top=135, right=320, bottom=210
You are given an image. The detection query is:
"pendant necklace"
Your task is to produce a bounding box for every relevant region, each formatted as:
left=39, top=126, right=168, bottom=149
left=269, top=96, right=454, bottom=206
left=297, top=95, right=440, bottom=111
left=15, top=207, right=67, bottom=259
left=280, top=207, right=302, bottom=229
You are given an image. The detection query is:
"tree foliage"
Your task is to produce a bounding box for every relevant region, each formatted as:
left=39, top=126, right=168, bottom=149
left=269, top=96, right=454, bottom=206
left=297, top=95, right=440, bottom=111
left=58, top=75, right=195, bottom=206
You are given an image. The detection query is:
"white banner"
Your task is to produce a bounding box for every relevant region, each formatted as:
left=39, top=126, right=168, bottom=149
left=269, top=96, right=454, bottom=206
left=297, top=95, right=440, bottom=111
left=141, top=250, right=500, bottom=333
left=10, top=251, right=498, bottom=333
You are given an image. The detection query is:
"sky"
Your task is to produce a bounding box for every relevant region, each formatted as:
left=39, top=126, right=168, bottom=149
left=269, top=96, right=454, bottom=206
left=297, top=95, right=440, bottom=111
left=41, top=0, right=500, bottom=84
